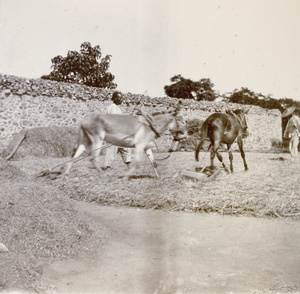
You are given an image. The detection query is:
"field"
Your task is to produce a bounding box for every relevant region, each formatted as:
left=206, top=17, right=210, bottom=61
left=1, top=149, right=300, bottom=293
left=22, top=150, right=300, bottom=220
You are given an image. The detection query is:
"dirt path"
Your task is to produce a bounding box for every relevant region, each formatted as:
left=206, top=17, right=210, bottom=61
left=42, top=203, right=300, bottom=294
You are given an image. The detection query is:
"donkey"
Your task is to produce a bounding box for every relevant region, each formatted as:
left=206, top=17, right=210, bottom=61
left=195, top=109, right=249, bottom=173
left=59, top=102, right=186, bottom=178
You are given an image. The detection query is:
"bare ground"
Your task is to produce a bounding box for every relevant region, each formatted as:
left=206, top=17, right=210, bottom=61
left=42, top=203, right=300, bottom=294
left=2, top=151, right=300, bottom=293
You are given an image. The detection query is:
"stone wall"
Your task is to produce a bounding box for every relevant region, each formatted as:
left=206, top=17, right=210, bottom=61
left=0, top=74, right=281, bottom=150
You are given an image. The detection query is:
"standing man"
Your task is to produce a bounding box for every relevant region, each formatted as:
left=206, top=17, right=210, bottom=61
left=103, top=91, right=132, bottom=170
left=284, top=112, right=300, bottom=158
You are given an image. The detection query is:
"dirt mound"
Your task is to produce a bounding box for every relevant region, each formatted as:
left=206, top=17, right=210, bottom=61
left=0, top=160, right=108, bottom=292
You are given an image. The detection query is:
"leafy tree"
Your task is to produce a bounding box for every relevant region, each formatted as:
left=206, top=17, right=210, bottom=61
left=164, top=75, right=217, bottom=101
left=41, top=42, right=117, bottom=89
left=196, top=78, right=218, bottom=101
left=227, top=87, right=283, bottom=110
left=278, top=98, right=300, bottom=111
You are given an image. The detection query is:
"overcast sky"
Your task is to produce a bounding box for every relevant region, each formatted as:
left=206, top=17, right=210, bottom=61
left=1, top=0, right=300, bottom=100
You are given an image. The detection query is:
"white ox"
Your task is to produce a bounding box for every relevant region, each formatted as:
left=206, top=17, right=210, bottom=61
left=59, top=103, right=186, bottom=178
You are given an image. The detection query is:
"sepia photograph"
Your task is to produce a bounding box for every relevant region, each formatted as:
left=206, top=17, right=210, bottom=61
left=0, top=0, right=300, bottom=293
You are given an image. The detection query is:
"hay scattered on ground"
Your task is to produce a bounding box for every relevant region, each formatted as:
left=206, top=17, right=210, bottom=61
left=43, top=151, right=300, bottom=221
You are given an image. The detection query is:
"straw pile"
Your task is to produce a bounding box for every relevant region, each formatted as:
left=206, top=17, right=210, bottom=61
left=5, top=126, right=79, bottom=160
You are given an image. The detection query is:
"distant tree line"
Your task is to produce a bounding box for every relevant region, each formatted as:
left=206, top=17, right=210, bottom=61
left=41, top=42, right=299, bottom=112
left=224, top=87, right=300, bottom=112
left=164, top=75, right=300, bottom=112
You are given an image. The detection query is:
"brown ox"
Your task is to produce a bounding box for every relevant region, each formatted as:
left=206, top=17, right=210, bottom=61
left=59, top=103, right=186, bottom=178
left=195, top=109, right=249, bottom=173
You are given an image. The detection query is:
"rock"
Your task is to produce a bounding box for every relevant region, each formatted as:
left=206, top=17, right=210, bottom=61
left=4, top=89, right=11, bottom=96
left=0, top=242, right=9, bottom=252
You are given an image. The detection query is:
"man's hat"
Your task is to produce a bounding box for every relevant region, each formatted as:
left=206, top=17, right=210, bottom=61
left=282, top=106, right=296, bottom=118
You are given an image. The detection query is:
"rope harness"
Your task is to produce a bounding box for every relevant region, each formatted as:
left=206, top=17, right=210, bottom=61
left=143, top=115, right=161, bottom=138
left=227, top=111, right=247, bottom=135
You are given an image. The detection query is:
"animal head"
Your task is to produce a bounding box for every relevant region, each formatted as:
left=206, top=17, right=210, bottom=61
left=226, top=109, right=249, bottom=138
left=234, top=109, right=249, bottom=138
left=137, top=101, right=187, bottom=140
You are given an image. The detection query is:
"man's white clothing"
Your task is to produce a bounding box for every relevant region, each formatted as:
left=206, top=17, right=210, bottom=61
left=107, top=103, right=122, bottom=115
left=104, top=103, right=132, bottom=167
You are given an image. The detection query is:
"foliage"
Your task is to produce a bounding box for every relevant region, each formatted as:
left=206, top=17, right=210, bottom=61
left=41, top=42, right=117, bottom=89
left=164, top=75, right=217, bottom=101
left=226, top=87, right=300, bottom=111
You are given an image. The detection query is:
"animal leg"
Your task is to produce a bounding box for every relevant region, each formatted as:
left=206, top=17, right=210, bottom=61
left=145, top=148, right=157, bottom=168
left=60, top=125, right=92, bottom=175
left=60, top=144, right=86, bottom=175
left=237, top=137, right=248, bottom=171
left=216, top=150, right=229, bottom=173
left=125, top=145, right=145, bottom=178
left=145, top=148, right=159, bottom=179
left=215, top=149, right=229, bottom=173
left=211, top=137, right=229, bottom=172
left=227, top=144, right=234, bottom=172
left=195, top=139, right=205, bottom=161
left=90, top=140, right=105, bottom=175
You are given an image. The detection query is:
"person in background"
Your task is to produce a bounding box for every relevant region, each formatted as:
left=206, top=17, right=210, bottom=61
left=103, top=91, right=132, bottom=170
left=284, top=113, right=300, bottom=158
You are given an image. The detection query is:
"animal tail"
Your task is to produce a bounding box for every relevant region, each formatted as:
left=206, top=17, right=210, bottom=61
left=195, top=122, right=209, bottom=161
